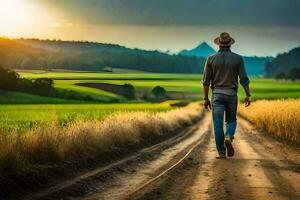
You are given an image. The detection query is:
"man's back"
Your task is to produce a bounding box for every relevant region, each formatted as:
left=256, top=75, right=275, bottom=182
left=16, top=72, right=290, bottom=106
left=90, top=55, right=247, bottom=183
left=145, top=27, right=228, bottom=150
left=203, top=47, right=249, bottom=95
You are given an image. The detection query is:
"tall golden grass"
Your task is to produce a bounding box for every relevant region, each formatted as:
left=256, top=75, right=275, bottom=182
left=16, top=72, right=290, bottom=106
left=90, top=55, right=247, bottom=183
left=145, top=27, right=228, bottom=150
left=239, top=99, right=300, bottom=143
left=0, top=104, right=202, bottom=173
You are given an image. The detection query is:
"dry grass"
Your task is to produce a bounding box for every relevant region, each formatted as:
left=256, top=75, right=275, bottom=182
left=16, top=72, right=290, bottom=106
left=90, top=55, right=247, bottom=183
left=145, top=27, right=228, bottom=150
left=239, top=99, right=300, bottom=143
left=0, top=104, right=202, bottom=173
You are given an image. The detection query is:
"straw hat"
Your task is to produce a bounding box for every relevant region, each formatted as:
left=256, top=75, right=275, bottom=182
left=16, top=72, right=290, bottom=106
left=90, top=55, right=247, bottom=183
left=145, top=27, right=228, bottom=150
left=214, top=32, right=235, bottom=46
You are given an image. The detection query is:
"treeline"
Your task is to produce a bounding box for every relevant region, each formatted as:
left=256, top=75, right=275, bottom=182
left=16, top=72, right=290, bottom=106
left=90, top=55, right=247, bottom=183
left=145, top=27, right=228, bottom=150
left=0, top=66, right=55, bottom=96
left=0, top=67, right=101, bottom=102
left=265, top=47, right=300, bottom=79
left=243, top=56, right=273, bottom=76
left=0, top=38, right=205, bottom=73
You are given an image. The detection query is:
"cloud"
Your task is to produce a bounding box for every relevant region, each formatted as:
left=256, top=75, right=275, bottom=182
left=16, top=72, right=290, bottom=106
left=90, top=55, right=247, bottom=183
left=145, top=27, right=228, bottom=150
left=40, top=0, right=300, bottom=26
left=49, top=22, right=79, bottom=28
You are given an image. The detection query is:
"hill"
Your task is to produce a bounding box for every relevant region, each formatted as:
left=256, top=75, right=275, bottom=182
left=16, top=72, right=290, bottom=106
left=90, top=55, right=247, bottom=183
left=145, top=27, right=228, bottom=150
left=0, top=38, right=205, bottom=74
left=0, top=37, right=51, bottom=69
left=179, top=42, right=273, bottom=75
left=265, top=47, right=300, bottom=78
left=16, top=38, right=205, bottom=73
left=180, top=42, right=216, bottom=58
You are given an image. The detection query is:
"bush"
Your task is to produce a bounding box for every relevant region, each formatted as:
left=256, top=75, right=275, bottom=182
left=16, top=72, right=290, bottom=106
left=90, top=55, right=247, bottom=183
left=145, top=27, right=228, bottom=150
left=287, top=67, right=300, bottom=80
left=275, top=72, right=286, bottom=79
left=0, top=66, right=20, bottom=90
left=274, top=67, right=300, bottom=80
left=152, top=86, right=167, bottom=102
left=152, top=86, right=166, bottom=97
left=123, top=83, right=136, bottom=99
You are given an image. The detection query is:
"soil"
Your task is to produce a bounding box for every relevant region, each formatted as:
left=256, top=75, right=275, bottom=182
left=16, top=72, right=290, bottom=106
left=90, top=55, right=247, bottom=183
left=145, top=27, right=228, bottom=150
left=16, top=113, right=300, bottom=200
left=75, top=82, right=133, bottom=98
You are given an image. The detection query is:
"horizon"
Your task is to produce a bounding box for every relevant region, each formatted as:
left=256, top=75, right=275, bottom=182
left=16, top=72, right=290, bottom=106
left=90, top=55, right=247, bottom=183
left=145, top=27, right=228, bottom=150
left=1, top=36, right=293, bottom=58
left=0, top=0, right=299, bottom=57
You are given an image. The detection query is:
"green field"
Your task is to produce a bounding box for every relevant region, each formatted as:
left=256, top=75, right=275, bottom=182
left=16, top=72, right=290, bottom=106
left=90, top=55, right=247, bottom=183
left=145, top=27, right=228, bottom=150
left=0, top=70, right=299, bottom=133
left=18, top=71, right=300, bottom=101
left=0, top=90, right=85, bottom=104
left=0, top=102, right=173, bottom=133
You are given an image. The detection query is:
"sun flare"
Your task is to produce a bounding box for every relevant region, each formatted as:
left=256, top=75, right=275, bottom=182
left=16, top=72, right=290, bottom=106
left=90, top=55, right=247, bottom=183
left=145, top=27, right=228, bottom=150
left=0, top=0, right=28, bottom=30
left=0, top=0, right=56, bottom=37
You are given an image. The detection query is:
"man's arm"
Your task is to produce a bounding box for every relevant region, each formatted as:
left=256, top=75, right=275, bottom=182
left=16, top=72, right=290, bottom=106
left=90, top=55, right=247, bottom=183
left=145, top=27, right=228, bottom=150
left=238, top=58, right=251, bottom=107
left=203, top=58, right=212, bottom=110
left=203, top=85, right=211, bottom=109
left=242, top=84, right=251, bottom=107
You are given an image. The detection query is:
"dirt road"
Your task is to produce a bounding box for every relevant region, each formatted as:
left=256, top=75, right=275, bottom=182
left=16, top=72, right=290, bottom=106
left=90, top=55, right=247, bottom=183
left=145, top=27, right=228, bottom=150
left=26, top=112, right=300, bottom=200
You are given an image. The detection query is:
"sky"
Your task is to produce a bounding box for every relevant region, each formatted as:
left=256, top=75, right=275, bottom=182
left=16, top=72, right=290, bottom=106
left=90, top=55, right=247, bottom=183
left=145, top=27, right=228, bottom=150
left=0, top=0, right=300, bottom=56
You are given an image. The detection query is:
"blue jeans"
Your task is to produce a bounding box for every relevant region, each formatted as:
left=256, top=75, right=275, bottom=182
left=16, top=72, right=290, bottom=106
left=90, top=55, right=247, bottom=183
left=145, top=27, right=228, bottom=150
left=212, top=93, right=238, bottom=155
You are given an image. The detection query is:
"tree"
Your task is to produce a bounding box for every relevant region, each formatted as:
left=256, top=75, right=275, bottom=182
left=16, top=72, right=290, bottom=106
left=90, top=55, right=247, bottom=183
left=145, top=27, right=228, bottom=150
left=287, top=67, right=300, bottom=80
left=0, top=38, right=205, bottom=73
left=123, top=83, right=136, bottom=99
left=275, top=72, right=286, bottom=79
left=152, top=86, right=167, bottom=98
left=264, top=47, right=300, bottom=78
left=0, top=66, right=20, bottom=90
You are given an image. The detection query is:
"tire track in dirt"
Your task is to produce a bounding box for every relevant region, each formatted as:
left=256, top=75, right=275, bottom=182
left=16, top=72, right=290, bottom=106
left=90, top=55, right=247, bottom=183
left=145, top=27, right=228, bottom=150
left=237, top=118, right=300, bottom=199
left=199, top=117, right=300, bottom=200
left=25, top=114, right=300, bottom=200
left=130, top=128, right=214, bottom=200
left=128, top=117, right=300, bottom=200
left=26, top=113, right=211, bottom=200
left=80, top=114, right=211, bottom=200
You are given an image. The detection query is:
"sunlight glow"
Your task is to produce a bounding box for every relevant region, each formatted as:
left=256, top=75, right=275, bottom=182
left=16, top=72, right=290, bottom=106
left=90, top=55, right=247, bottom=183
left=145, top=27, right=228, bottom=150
left=0, top=0, right=59, bottom=38
left=0, top=0, right=28, bottom=30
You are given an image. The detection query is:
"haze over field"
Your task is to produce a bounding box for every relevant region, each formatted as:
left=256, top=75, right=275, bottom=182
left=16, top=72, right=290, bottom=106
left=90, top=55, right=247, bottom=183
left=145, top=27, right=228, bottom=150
left=1, top=0, right=300, bottom=56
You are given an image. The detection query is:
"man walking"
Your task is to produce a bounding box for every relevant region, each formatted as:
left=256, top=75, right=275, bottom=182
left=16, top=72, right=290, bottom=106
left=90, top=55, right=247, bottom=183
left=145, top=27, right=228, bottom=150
left=203, top=32, right=251, bottom=159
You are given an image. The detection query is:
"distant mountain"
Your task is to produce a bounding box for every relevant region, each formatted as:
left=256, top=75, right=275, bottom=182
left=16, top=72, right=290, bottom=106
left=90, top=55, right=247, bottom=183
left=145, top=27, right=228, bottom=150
left=179, top=42, right=273, bottom=75
left=180, top=42, right=216, bottom=58
left=265, top=47, right=300, bottom=78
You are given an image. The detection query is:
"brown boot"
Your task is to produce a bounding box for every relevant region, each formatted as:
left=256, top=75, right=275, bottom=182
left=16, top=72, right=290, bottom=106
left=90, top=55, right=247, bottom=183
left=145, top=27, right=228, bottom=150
left=225, top=136, right=235, bottom=157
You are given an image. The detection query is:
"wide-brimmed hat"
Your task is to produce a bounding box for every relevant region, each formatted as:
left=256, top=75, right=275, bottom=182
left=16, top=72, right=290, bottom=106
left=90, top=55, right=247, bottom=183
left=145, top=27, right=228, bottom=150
left=214, top=32, right=235, bottom=46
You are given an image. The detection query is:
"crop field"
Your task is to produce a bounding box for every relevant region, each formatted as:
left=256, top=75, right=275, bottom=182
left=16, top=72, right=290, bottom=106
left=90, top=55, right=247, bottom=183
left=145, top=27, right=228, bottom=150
left=0, top=103, right=202, bottom=173
left=1, top=70, right=299, bottom=135
left=0, top=102, right=173, bottom=133
left=18, top=71, right=300, bottom=102
left=239, top=99, right=300, bottom=143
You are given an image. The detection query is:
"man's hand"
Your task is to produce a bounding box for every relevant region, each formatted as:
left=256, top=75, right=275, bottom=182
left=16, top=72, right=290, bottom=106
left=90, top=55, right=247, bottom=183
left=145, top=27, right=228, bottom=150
left=245, top=96, right=251, bottom=107
left=204, top=99, right=212, bottom=110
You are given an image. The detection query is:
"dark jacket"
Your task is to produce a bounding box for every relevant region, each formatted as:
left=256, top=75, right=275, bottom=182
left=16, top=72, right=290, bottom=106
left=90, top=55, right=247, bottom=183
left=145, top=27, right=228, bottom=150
left=203, top=47, right=249, bottom=95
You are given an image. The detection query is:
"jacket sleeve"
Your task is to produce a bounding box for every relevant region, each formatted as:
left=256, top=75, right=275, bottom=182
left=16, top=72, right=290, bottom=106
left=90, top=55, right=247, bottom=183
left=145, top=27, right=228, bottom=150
left=238, top=57, right=250, bottom=86
left=203, top=57, right=212, bottom=86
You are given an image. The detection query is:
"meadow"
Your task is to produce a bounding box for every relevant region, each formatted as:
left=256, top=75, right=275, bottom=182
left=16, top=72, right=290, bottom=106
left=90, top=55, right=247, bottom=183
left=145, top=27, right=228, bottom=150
left=0, top=70, right=298, bottom=133
left=18, top=71, right=300, bottom=102
left=0, top=103, right=173, bottom=133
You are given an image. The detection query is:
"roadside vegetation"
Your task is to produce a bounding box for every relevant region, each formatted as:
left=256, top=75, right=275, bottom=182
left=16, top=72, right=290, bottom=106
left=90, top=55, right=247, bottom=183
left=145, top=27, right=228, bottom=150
left=239, top=99, right=300, bottom=143
left=0, top=104, right=202, bottom=174
left=0, top=103, right=173, bottom=133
